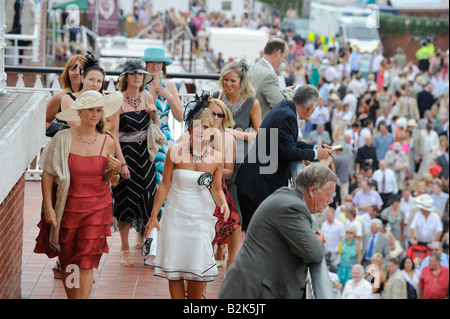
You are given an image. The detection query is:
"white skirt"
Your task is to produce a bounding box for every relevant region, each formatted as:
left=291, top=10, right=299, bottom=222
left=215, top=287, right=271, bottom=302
left=145, top=169, right=218, bottom=282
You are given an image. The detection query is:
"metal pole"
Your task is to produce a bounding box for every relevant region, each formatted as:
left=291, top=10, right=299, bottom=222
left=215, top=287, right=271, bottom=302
left=0, top=0, right=6, bottom=94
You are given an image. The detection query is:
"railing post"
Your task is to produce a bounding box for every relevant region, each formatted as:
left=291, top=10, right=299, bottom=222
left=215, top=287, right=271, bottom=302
left=0, top=0, right=6, bottom=94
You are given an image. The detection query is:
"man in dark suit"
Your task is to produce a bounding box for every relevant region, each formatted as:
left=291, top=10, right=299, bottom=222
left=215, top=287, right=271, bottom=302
left=417, top=83, right=436, bottom=118
left=219, top=163, right=339, bottom=299
left=436, top=145, right=449, bottom=182
left=235, top=85, right=333, bottom=230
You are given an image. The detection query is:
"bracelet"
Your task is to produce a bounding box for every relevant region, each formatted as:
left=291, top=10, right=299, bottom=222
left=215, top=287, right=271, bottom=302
left=121, top=163, right=127, bottom=167
left=43, top=207, right=53, bottom=213
left=219, top=200, right=227, bottom=207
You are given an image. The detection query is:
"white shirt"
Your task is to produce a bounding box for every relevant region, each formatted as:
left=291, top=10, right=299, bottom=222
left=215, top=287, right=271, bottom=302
left=372, top=168, right=398, bottom=194
left=372, top=54, right=384, bottom=72
left=342, top=278, right=373, bottom=299
left=348, top=219, right=363, bottom=237
left=361, top=214, right=375, bottom=236
left=343, top=93, right=358, bottom=115
left=410, top=212, right=443, bottom=243
left=310, top=105, right=330, bottom=126
left=400, top=196, right=415, bottom=225
left=358, top=127, right=372, bottom=148
left=321, top=219, right=346, bottom=253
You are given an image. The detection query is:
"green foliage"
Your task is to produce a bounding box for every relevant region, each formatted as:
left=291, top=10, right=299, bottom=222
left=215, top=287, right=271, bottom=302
left=379, top=13, right=449, bottom=36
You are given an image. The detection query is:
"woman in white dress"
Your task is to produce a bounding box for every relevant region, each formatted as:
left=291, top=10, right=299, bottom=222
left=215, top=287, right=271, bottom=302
left=144, top=92, right=230, bottom=299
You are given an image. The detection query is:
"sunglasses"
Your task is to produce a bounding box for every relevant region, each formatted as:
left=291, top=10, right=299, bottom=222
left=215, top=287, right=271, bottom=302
left=212, top=112, right=225, bottom=118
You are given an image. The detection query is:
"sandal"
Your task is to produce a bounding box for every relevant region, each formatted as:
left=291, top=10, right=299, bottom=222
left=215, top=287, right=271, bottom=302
left=135, top=233, right=145, bottom=248
left=120, top=250, right=133, bottom=267
left=52, top=261, right=62, bottom=279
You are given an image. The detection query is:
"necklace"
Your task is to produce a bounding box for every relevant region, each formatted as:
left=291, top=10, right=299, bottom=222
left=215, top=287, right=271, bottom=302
left=223, top=93, right=244, bottom=115
left=78, top=129, right=97, bottom=145
left=188, top=144, right=208, bottom=162
left=126, top=93, right=142, bottom=109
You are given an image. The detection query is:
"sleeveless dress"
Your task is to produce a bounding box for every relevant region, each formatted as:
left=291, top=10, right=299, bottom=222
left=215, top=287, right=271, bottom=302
left=213, top=91, right=254, bottom=222
left=152, top=81, right=175, bottom=185
left=112, top=109, right=157, bottom=235
left=34, top=136, right=113, bottom=269
left=147, top=169, right=218, bottom=282
left=337, top=238, right=358, bottom=285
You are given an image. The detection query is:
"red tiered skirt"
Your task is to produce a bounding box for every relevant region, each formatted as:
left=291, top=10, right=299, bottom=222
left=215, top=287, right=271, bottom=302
left=34, top=153, right=113, bottom=270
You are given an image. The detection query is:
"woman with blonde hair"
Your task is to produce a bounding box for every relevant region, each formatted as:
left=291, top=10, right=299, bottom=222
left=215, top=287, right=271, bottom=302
left=213, top=59, right=262, bottom=235
left=144, top=92, right=230, bottom=299
left=34, top=91, right=123, bottom=298
left=337, top=224, right=362, bottom=285
left=207, top=98, right=241, bottom=271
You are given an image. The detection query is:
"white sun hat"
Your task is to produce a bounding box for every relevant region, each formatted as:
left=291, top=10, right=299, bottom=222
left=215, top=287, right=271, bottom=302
left=56, top=90, right=122, bottom=122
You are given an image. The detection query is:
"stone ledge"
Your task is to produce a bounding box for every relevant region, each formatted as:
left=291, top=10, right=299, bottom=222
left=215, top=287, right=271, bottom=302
left=0, top=91, right=46, bottom=203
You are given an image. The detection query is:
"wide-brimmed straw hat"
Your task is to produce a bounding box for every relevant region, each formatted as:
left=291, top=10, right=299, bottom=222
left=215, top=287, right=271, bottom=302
left=118, top=59, right=153, bottom=84
left=139, top=47, right=173, bottom=66
left=55, top=91, right=122, bottom=122
left=415, top=193, right=434, bottom=211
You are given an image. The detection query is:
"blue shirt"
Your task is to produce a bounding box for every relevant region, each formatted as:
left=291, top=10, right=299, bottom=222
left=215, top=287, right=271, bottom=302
left=431, top=192, right=449, bottom=212
left=419, top=253, right=449, bottom=274
left=373, top=133, right=394, bottom=161
left=349, top=52, right=363, bottom=71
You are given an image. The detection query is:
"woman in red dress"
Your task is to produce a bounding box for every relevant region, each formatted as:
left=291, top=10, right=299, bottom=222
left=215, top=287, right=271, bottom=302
left=34, top=90, right=122, bottom=299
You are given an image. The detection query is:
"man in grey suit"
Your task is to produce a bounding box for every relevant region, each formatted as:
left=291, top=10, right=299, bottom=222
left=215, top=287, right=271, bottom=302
left=219, top=163, right=339, bottom=299
left=361, top=219, right=390, bottom=269
left=250, top=38, right=289, bottom=119
left=308, top=124, right=332, bottom=146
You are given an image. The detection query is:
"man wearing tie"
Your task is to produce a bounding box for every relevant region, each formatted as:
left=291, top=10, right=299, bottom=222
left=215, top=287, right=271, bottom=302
left=361, top=219, right=390, bottom=269
left=372, top=160, right=399, bottom=209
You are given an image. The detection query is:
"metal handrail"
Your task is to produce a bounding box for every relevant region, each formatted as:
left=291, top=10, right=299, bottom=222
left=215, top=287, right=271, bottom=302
left=4, top=65, right=220, bottom=80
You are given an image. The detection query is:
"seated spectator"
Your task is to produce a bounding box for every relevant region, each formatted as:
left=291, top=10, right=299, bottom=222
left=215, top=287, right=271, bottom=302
left=341, top=264, right=373, bottom=299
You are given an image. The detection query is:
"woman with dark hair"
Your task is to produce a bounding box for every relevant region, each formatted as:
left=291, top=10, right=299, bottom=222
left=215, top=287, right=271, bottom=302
left=144, top=92, right=230, bottom=299
left=60, top=52, right=109, bottom=129
left=34, top=91, right=122, bottom=298
left=140, top=47, right=184, bottom=185
left=400, top=256, right=419, bottom=299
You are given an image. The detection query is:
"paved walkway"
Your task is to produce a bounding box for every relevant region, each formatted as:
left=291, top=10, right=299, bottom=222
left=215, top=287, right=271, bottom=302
left=22, top=181, right=237, bottom=299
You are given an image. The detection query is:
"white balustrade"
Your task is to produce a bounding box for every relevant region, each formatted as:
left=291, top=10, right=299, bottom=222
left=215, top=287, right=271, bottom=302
left=5, top=74, right=200, bottom=180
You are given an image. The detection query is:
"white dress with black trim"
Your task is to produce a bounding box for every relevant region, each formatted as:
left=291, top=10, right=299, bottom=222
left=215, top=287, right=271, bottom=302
left=146, top=169, right=218, bottom=282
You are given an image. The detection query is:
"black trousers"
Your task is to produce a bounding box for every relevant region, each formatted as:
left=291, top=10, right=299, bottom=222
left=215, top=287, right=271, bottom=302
left=237, top=189, right=260, bottom=231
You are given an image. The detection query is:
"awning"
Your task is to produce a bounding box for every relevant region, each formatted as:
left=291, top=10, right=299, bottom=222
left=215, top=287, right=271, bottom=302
left=52, top=0, right=89, bottom=11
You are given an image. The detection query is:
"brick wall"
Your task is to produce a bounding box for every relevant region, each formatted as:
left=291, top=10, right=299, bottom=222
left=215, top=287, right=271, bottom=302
left=0, top=173, right=25, bottom=299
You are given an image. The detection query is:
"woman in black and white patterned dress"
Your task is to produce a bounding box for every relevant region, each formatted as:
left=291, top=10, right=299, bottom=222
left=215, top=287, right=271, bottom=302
left=111, top=60, right=160, bottom=267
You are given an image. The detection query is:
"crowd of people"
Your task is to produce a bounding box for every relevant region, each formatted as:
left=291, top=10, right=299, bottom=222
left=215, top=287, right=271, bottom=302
left=36, top=3, right=449, bottom=299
